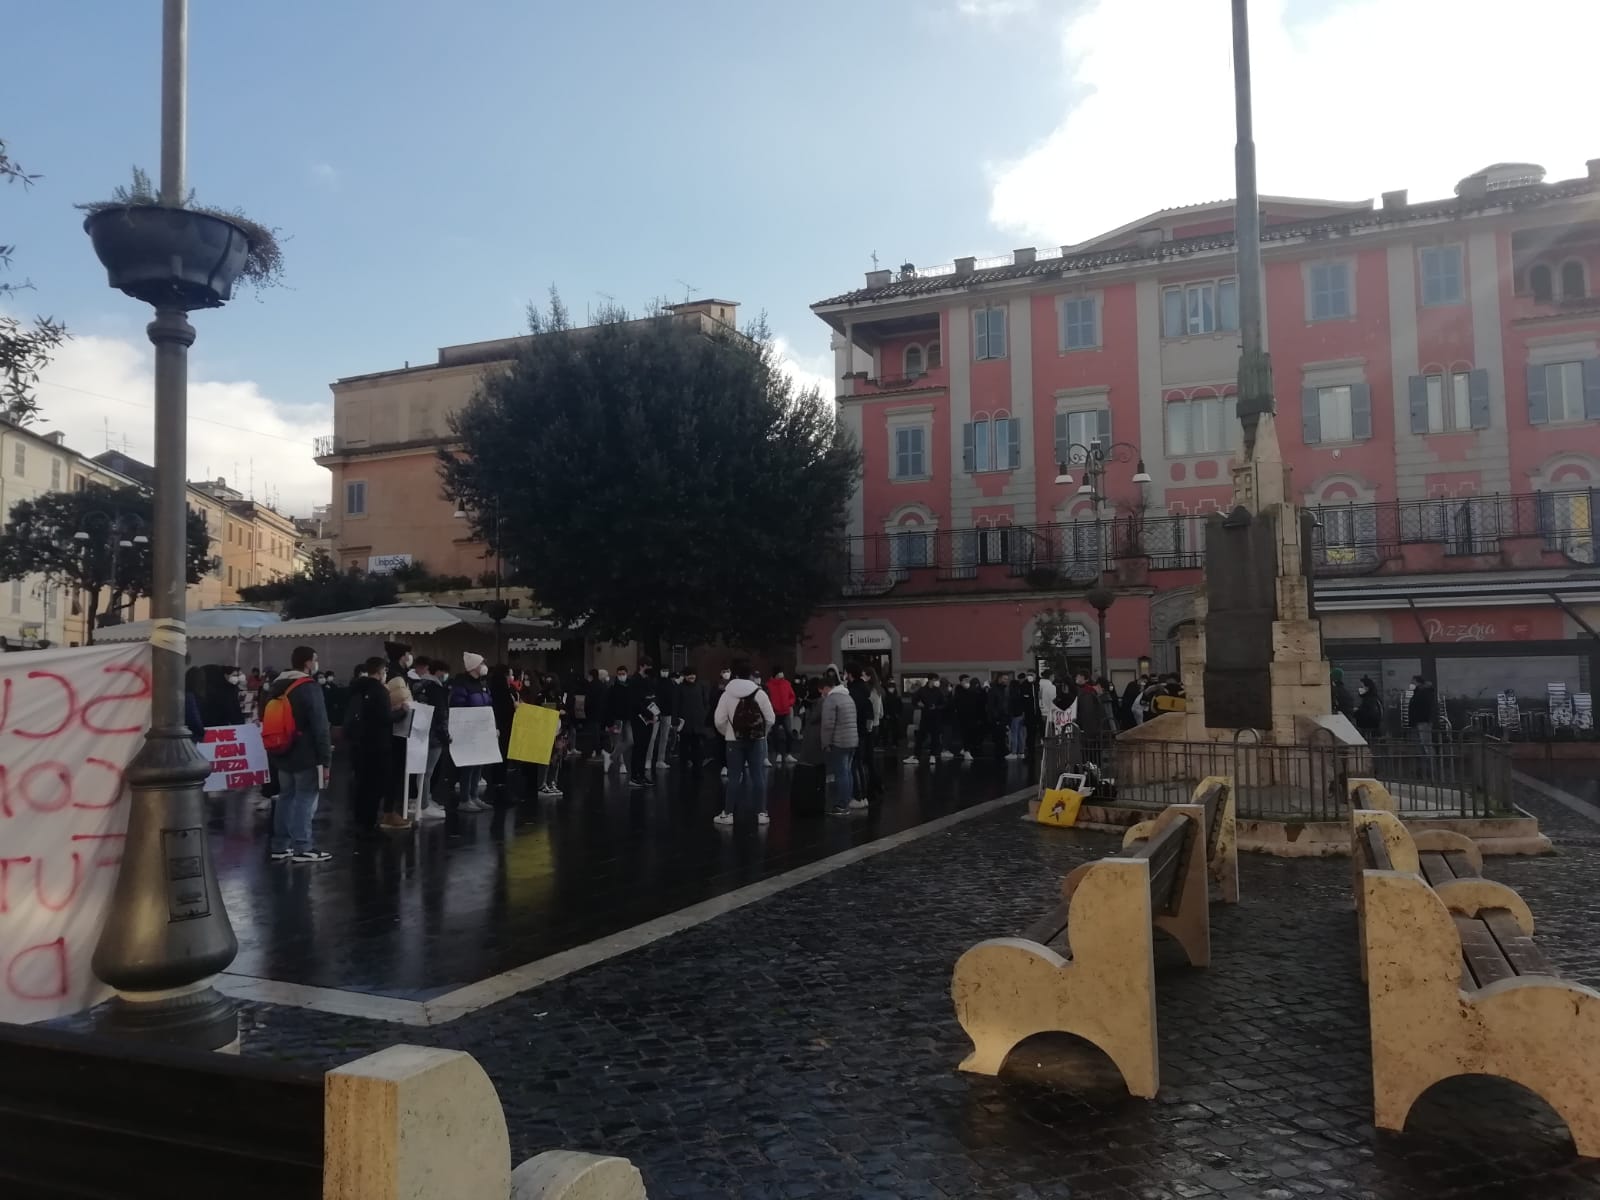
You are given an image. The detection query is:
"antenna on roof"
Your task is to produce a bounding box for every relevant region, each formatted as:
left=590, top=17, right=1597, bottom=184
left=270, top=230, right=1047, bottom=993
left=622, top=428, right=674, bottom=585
left=674, top=279, right=699, bottom=303
left=870, top=251, right=879, bottom=270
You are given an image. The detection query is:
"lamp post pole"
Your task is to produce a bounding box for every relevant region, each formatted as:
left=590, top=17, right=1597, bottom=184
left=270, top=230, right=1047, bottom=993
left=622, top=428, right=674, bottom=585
left=1232, top=0, right=1273, bottom=459
left=1085, top=587, right=1115, bottom=680
left=90, top=0, right=239, bottom=1050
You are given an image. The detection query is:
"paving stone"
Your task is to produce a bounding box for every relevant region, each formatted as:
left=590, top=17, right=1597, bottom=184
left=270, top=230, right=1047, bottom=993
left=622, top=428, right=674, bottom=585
left=202, top=778, right=1600, bottom=1198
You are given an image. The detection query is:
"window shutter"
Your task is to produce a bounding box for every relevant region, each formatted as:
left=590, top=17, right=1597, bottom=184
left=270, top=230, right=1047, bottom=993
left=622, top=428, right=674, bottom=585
left=1007, top=418, right=1022, bottom=469
left=1407, top=375, right=1429, bottom=434
left=1053, top=412, right=1068, bottom=464
left=1350, top=384, right=1372, bottom=440
left=1527, top=364, right=1549, bottom=425
left=1301, top=387, right=1321, bottom=444
left=1096, top=408, right=1112, bottom=446
left=1468, top=368, right=1491, bottom=429
left=1583, top=359, right=1600, bottom=420
left=962, top=422, right=976, bottom=472
left=991, top=308, right=1007, bottom=358
left=973, top=311, right=987, bottom=360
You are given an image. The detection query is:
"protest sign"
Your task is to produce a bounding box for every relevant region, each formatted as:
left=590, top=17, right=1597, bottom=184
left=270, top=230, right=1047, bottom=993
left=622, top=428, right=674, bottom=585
left=447, top=706, right=502, bottom=766
left=507, top=703, right=559, bottom=764
left=1, top=642, right=152, bottom=1024
left=200, top=723, right=269, bottom=793
left=405, top=702, right=434, bottom=775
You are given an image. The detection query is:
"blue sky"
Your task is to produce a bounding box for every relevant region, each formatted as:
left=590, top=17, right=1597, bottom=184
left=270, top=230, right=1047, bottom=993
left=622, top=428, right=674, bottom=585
left=4, top=0, right=1595, bottom=512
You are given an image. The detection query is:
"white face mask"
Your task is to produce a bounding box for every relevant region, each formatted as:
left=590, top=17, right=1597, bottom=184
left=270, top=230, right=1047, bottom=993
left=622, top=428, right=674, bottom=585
left=401, top=654, right=413, bottom=668
left=720, top=670, right=731, bottom=682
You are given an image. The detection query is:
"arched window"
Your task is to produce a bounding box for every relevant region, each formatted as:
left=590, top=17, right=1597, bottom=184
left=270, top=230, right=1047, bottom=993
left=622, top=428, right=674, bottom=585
left=891, top=514, right=932, bottom=570
left=927, top=340, right=941, bottom=369
left=1530, top=263, right=1554, bottom=302
left=903, top=344, right=924, bottom=377
left=1561, top=260, right=1587, bottom=301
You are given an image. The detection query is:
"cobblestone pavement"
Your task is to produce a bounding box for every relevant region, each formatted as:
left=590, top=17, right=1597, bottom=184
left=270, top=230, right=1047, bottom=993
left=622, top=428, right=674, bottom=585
left=231, top=793, right=1600, bottom=1199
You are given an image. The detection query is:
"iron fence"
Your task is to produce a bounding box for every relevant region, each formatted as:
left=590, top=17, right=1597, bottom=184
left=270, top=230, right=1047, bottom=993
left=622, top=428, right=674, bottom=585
left=1040, top=730, right=1513, bottom=821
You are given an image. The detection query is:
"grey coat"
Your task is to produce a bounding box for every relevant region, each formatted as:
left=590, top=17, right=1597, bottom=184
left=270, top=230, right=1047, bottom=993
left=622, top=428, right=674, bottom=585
left=820, top=688, right=860, bottom=751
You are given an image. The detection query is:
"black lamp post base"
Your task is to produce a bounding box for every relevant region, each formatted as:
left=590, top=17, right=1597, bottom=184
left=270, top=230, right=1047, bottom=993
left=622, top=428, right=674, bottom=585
left=94, top=984, right=238, bottom=1051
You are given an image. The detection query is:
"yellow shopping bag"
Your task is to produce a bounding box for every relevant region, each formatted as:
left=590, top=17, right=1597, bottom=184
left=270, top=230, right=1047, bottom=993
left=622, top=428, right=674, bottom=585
left=1036, top=787, right=1083, bottom=827
left=508, top=703, right=560, bottom=764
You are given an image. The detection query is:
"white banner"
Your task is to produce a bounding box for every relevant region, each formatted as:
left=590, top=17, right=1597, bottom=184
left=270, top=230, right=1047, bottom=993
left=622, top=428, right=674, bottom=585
left=447, top=706, right=502, bottom=766
left=405, top=702, right=434, bottom=775
left=1, top=642, right=152, bottom=1025
left=200, top=723, right=269, bottom=793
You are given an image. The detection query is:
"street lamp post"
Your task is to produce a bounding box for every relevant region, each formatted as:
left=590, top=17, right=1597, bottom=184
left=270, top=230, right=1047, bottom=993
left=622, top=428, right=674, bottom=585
left=1232, top=0, right=1274, bottom=458
left=454, top=496, right=509, bottom=661
left=73, top=510, right=149, bottom=638
left=1085, top=586, right=1115, bottom=680
left=86, top=0, right=240, bottom=1050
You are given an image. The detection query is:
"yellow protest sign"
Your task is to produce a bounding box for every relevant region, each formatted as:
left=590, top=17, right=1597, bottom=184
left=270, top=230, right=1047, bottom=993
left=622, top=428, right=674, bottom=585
left=508, top=703, right=560, bottom=764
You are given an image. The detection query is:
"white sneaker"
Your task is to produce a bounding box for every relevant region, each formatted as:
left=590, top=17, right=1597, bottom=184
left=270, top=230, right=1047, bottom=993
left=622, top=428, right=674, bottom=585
left=940, top=751, right=954, bottom=761
left=903, top=756, right=919, bottom=765
left=784, top=754, right=798, bottom=764
left=757, top=811, right=771, bottom=826
left=962, top=751, right=973, bottom=762
left=657, top=761, right=670, bottom=770
left=619, top=764, right=628, bottom=776
left=721, top=767, right=728, bottom=778
left=543, top=784, right=564, bottom=796
left=848, top=798, right=869, bottom=810
left=766, top=760, right=775, bottom=768
left=713, top=810, right=734, bottom=826
left=417, top=802, right=447, bottom=821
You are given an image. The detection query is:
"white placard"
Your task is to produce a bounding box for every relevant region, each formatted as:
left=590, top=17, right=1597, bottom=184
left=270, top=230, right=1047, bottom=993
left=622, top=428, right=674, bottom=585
left=200, top=724, right=269, bottom=793
left=0, top=641, right=152, bottom=1025
left=447, top=706, right=502, bottom=766
left=405, top=703, right=434, bottom=775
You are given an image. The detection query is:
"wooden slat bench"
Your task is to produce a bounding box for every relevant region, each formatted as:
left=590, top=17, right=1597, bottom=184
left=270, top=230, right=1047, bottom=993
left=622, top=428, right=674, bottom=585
left=0, top=1025, right=647, bottom=1199
left=951, top=802, right=1210, bottom=1098
left=1351, top=808, right=1600, bottom=1156
left=1121, top=776, right=1239, bottom=904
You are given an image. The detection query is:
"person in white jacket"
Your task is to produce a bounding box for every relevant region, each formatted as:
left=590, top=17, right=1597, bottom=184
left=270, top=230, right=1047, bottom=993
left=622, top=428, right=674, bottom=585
left=712, top=660, right=777, bottom=827
left=1038, top=669, right=1058, bottom=736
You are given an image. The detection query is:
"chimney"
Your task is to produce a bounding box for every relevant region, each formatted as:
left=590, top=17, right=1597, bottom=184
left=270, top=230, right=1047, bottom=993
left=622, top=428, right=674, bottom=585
left=44, top=430, right=66, bottom=445
left=1588, top=158, right=1600, bottom=181
left=1012, top=247, right=1036, bottom=266
left=865, top=269, right=891, bottom=289
left=1381, top=189, right=1407, bottom=210
left=954, top=256, right=975, bottom=277
left=899, top=262, right=915, bottom=279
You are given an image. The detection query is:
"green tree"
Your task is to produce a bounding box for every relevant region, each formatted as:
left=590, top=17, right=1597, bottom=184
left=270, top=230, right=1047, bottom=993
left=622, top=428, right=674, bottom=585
left=1, top=138, right=68, bottom=425
left=0, top=482, right=213, bottom=643
left=440, top=297, right=860, bottom=659
left=240, top=548, right=399, bottom=618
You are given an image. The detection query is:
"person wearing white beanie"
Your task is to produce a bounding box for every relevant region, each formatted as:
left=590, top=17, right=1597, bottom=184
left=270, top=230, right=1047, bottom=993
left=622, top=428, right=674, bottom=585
left=463, top=651, right=485, bottom=675
left=449, top=652, right=493, bottom=812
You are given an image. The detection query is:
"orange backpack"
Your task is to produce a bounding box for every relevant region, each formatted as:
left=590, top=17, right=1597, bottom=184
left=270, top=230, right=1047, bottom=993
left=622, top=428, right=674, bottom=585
left=260, top=677, right=311, bottom=755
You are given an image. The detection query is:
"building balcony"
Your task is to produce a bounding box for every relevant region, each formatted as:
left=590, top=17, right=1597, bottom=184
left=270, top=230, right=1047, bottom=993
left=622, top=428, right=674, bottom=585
left=832, top=490, right=1597, bottom=599
left=846, top=364, right=948, bottom=398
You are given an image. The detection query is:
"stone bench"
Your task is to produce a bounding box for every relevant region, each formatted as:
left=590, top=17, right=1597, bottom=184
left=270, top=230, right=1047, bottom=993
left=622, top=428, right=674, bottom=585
left=951, top=802, right=1210, bottom=1098
left=1352, top=808, right=1600, bottom=1156
left=1122, top=775, right=1239, bottom=904
left=0, top=1024, right=646, bottom=1199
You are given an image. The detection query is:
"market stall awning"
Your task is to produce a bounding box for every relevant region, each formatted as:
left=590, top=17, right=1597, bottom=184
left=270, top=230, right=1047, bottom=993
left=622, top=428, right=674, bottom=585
left=255, top=602, right=566, bottom=640
left=95, top=605, right=284, bottom=643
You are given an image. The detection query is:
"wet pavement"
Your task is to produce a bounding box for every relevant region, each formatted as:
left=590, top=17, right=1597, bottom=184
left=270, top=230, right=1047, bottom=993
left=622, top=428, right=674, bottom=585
left=214, top=770, right=1600, bottom=1197
left=208, top=747, right=1034, bottom=998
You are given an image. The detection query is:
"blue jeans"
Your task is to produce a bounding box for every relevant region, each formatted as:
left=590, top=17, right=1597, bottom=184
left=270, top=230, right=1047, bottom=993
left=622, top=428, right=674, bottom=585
left=270, top=766, right=321, bottom=854
left=1009, top=716, right=1026, bottom=755
left=723, top=739, right=768, bottom=815
left=825, top=747, right=854, bottom=810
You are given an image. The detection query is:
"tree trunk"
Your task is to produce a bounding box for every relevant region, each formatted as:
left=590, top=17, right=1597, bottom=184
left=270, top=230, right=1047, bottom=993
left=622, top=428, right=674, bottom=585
left=83, top=585, right=101, bottom=646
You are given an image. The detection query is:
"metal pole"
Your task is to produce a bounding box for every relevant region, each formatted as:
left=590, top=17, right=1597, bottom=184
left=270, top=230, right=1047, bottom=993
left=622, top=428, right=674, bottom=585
left=91, top=0, right=237, bottom=1050
left=1231, top=0, right=1273, bottom=458
left=159, top=0, right=186, bottom=203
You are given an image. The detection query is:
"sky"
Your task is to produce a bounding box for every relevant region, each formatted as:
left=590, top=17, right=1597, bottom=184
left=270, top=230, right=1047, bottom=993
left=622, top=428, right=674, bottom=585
left=3, top=0, right=1596, bottom=516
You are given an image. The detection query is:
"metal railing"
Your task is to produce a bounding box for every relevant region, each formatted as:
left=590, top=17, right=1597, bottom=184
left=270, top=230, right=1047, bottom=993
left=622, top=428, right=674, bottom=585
left=838, top=489, right=1596, bottom=594
left=1039, top=731, right=1513, bottom=821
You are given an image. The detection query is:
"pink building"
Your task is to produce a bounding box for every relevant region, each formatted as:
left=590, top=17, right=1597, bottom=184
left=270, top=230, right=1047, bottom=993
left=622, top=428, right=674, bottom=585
left=806, top=160, right=1600, bottom=725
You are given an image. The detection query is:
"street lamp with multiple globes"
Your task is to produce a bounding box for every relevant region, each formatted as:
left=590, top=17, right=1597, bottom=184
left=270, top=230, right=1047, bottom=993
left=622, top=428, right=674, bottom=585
left=1052, top=443, right=1148, bottom=678
left=73, top=510, right=149, bottom=635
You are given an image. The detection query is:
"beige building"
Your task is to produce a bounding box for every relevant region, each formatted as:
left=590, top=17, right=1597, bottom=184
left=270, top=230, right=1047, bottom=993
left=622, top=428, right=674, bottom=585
left=314, top=300, right=740, bottom=581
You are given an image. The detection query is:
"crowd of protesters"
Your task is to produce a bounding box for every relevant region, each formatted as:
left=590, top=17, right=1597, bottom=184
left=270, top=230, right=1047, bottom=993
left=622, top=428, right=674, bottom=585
left=190, top=640, right=1204, bottom=861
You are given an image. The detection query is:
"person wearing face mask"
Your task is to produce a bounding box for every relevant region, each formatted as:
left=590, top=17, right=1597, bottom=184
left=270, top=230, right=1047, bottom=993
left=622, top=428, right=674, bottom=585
left=449, top=652, right=494, bottom=812
left=604, top=665, right=632, bottom=774
left=1355, top=674, right=1384, bottom=741
left=264, top=645, right=334, bottom=862
left=582, top=668, right=609, bottom=762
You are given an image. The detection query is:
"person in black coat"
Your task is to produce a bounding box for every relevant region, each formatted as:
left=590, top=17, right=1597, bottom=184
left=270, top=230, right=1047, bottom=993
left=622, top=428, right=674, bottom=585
left=675, top=668, right=709, bottom=775
left=627, top=661, right=661, bottom=785
left=581, top=669, right=609, bottom=760
left=347, top=657, right=399, bottom=832
left=1355, top=675, right=1384, bottom=740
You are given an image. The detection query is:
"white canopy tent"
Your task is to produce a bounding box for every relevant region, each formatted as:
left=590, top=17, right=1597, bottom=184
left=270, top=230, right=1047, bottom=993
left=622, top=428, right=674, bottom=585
left=95, top=605, right=283, bottom=668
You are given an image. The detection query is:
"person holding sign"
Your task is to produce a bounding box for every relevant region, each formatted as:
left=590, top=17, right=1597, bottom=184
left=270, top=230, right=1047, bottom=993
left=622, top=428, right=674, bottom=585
left=450, top=652, right=495, bottom=812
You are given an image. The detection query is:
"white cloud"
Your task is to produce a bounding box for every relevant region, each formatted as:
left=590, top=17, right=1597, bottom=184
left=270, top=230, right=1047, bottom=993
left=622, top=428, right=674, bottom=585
left=957, top=0, right=1035, bottom=18
left=310, top=161, right=340, bottom=191
left=989, top=0, right=1600, bottom=246
left=774, top=334, right=835, bottom=402
left=24, top=329, right=331, bottom=517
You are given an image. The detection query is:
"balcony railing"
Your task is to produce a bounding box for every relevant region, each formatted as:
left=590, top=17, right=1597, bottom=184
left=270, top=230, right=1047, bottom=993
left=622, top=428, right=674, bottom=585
left=836, top=490, right=1597, bottom=596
